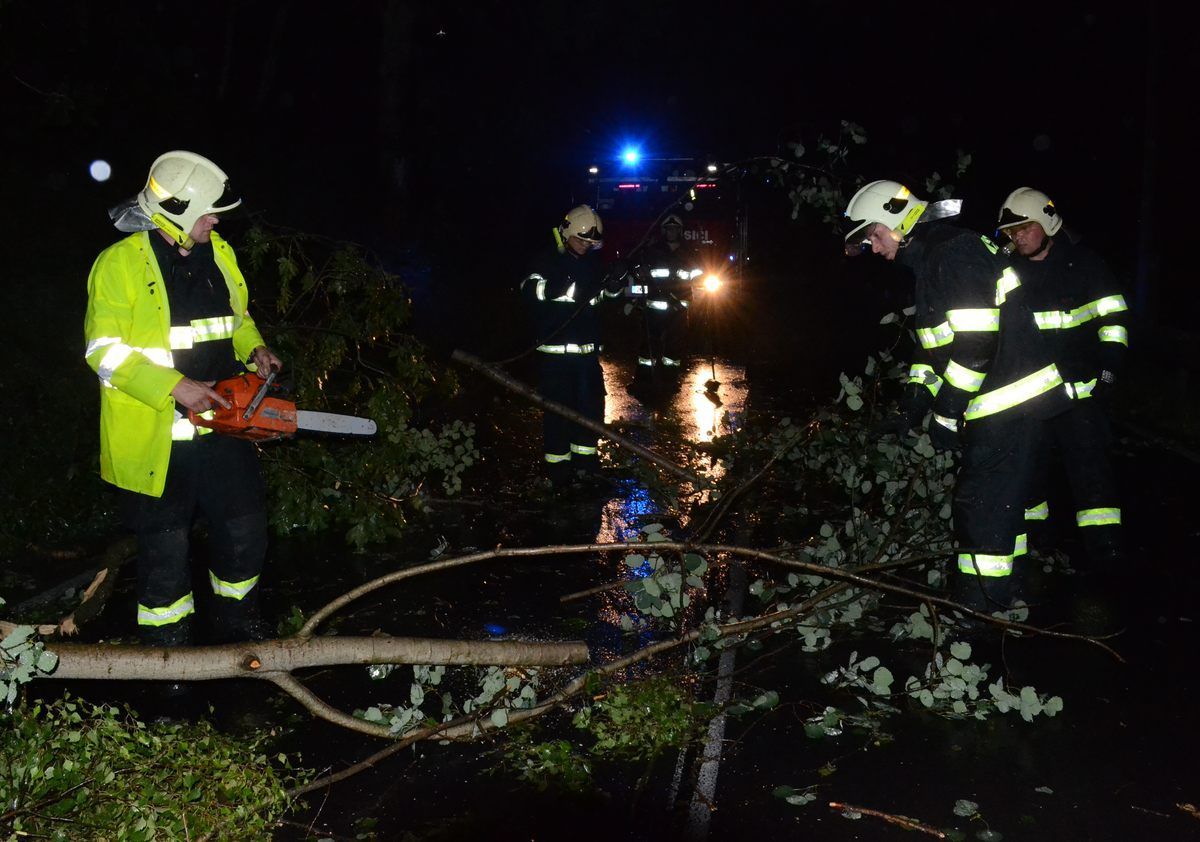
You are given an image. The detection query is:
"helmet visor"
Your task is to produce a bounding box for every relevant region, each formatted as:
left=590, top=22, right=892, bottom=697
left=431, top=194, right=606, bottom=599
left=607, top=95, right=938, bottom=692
left=208, top=180, right=242, bottom=214
left=842, top=218, right=873, bottom=257
left=996, top=206, right=1030, bottom=231
left=574, top=225, right=603, bottom=247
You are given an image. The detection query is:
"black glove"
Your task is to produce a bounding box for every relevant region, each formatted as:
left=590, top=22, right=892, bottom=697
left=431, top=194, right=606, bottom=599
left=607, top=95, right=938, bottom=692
left=1090, top=370, right=1116, bottom=402
left=602, top=260, right=630, bottom=294
left=871, top=412, right=916, bottom=439
left=928, top=416, right=963, bottom=452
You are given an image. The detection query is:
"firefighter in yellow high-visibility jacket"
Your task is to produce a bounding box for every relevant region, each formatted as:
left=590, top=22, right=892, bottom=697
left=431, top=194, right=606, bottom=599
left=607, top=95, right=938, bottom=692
left=85, top=151, right=281, bottom=660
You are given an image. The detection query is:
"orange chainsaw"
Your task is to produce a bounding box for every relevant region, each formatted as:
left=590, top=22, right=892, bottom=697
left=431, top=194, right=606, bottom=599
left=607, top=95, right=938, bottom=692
left=188, top=372, right=377, bottom=441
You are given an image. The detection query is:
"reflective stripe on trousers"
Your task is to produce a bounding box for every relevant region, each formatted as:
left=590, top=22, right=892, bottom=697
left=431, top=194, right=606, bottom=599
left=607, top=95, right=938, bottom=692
left=137, top=592, right=196, bottom=627
left=1077, top=507, right=1120, bottom=527
left=957, top=553, right=1014, bottom=577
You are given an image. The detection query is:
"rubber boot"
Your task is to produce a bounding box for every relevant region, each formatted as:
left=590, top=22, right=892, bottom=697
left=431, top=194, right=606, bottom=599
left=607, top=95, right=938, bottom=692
left=138, top=618, right=203, bottom=722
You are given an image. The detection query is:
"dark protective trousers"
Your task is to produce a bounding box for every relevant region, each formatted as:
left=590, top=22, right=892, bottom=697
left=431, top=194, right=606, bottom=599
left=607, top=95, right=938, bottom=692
left=637, top=305, right=688, bottom=374
left=538, top=351, right=605, bottom=483
left=952, top=412, right=1041, bottom=603
left=1024, top=398, right=1121, bottom=562
left=120, top=434, right=268, bottom=646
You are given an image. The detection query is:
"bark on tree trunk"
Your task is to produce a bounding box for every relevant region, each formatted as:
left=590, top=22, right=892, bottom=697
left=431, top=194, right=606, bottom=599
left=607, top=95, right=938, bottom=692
left=40, top=635, right=589, bottom=682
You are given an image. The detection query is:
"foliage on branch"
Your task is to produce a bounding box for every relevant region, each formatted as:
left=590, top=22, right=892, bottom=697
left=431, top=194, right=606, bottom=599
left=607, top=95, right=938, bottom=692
left=241, top=223, right=479, bottom=548
left=0, top=695, right=308, bottom=840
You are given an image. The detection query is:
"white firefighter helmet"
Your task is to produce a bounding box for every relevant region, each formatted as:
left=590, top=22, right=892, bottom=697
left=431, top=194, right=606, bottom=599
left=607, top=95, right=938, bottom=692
left=560, top=204, right=603, bottom=249
left=136, top=151, right=241, bottom=247
left=842, top=180, right=928, bottom=255
left=997, top=187, right=1062, bottom=237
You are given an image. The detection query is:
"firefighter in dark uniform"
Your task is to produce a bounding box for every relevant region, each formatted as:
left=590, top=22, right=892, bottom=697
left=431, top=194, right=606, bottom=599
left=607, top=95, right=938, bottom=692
left=997, top=187, right=1128, bottom=567
left=845, top=180, right=1068, bottom=610
left=86, top=151, right=281, bottom=652
left=520, top=205, right=622, bottom=485
left=632, top=214, right=702, bottom=385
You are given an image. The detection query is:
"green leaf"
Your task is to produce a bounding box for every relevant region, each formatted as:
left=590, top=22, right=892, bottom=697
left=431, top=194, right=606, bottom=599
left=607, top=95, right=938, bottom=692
left=752, top=691, right=780, bottom=710
left=490, top=708, right=509, bottom=728
left=950, top=641, right=972, bottom=661
left=953, top=799, right=979, bottom=817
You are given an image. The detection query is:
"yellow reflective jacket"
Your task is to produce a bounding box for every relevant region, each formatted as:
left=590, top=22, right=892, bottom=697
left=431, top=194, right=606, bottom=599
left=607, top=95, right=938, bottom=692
left=83, top=231, right=266, bottom=496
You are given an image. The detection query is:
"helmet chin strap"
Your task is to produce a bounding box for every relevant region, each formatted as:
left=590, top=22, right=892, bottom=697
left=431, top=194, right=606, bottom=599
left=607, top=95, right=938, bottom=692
left=151, top=213, right=196, bottom=251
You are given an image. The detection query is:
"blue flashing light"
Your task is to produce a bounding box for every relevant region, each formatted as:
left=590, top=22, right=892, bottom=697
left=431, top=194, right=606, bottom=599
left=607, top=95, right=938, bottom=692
left=483, top=623, right=508, bottom=636
left=621, top=146, right=640, bottom=165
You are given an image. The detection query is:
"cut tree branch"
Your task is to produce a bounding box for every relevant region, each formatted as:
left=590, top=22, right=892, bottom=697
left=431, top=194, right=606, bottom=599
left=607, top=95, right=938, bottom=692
left=450, top=349, right=704, bottom=486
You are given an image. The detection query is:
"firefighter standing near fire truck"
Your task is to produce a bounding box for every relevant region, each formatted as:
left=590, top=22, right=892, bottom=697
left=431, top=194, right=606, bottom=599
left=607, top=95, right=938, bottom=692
left=86, top=150, right=281, bottom=654
left=845, top=180, right=1068, bottom=612
left=520, top=205, right=623, bottom=485
left=632, top=214, right=703, bottom=387
left=996, top=188, right=1128, bottom=569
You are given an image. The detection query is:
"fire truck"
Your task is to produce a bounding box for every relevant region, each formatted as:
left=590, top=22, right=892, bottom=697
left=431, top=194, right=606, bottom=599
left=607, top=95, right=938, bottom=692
left=577, top=154, right=746, bottom=282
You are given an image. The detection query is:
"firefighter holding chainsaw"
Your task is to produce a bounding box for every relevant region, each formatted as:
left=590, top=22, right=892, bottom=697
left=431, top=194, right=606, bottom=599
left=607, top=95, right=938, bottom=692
left=85, top=150, right=281, bottom=651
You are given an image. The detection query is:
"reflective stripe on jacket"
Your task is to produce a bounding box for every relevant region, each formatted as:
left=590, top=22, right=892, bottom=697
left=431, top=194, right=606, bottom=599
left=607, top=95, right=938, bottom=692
left=901, top=223, right=1066, bottom=425
left=83, top=231, right=266, bottom=496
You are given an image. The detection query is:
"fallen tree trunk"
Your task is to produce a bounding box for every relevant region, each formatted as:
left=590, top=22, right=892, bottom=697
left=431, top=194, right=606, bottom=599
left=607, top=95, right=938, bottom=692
left=42, top=636, right=589, bottom=681
left=451, top=349, right=705, bottom=486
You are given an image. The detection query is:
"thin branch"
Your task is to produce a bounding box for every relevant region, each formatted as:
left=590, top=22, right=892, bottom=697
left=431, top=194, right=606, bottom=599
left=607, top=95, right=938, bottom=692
left=827, top=801, right=946, bottom=838
left=302, top=542, right=1124, bottom=660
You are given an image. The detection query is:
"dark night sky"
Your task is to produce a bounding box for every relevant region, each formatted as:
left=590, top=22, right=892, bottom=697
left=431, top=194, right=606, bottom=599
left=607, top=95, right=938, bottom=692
left=0, top=1, right=1179, bottom=318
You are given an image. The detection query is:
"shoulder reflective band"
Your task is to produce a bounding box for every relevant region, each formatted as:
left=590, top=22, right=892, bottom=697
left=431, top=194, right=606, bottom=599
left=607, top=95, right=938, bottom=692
left=650, top=268, right=670, bottom=278
left=675, top=269, right=691, bottom=280
left=1024, top=500, right=1049, bottom=521
left=209, top=571, right=259, bottom=600
left=689, top=268, right=704, bottom=279
left=1093, top=294, right=1128, bottom=317
left=943, top=360, right=986, bottom=393
left=638, top=357, right=655, bottom=366
left=537, top=343, right=599, bottom=354
left=137, top=592, right=195, bottom=627
left=1099, top=325, right=1128, bottom=345
left=680, top=300, right=689, bottom=308
left=994, top=266, right=1021, bottom=305
left=979, top=235, right=1000, bottom=255
left=1013, top=532, right=1028, bottom=557
left=946, top=308, right=1000, bottom=332
left=1064, top=379, right=1096, bottom=400
left=957, top=553, right=1013, bottom=577
left=932, top=413, right=959, bottom=432
left=964, top=363, right=1064, bottom=420
left=544, top=451, right=571, bottom=463
left=907, top=363, right=943, bottom=396
left=661, top=356, right=681, bottom=366
left=1076, top=507, right=1121, bottom=527
left=569, top=443, right=598, bottom=456
left=647, top=300, right=670, bottom=310
left=918, top=321, right=955, bottom=349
